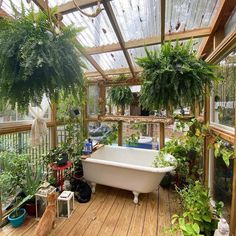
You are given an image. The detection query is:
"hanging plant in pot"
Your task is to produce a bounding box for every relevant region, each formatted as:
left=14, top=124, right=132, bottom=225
left=108, top=86, right=133, bottom=115
left=136, top=41, right=219, bottom=114
left=0, top=4, right=85, bottom=112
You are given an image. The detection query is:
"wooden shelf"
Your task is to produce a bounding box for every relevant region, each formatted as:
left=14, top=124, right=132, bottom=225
left=98, top=115, right=173, bottom=124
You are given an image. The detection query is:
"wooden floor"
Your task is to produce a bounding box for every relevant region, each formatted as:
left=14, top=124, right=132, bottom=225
left=0, top=185, right=180, bottom=236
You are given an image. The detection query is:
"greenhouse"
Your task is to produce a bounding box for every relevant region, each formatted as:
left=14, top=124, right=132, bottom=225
left=0, top=0, right=236, bottom=235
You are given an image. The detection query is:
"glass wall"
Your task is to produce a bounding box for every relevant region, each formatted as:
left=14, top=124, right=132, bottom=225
left=211, top=51, right=236, bottom=130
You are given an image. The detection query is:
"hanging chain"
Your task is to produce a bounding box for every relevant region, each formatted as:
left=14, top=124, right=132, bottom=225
left=73, top=0, right=103, bottom=17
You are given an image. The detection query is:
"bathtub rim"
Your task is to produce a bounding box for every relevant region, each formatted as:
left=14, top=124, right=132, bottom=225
left=82, top=145, right=176, bottom=173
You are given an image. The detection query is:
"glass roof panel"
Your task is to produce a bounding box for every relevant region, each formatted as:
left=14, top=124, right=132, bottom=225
left=1, top=0, right=39, bottom=16
left=111, top=0, right=161, bottom=42
left=165, top=0, right=219, bottom=34
left=92, top=51, right=128, bottom=70
left=49, top=0, right=71, bottom=8
left=225, top=7, right=236, bottom=36
left=62, top=7, right=118, bottom=47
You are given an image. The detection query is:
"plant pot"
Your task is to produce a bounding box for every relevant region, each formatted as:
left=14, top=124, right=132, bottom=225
left=25, top=202, right=38, bottom=217
left=8, top=208, right=26, bottom=228
left=57, top=153, right=68, bottom=166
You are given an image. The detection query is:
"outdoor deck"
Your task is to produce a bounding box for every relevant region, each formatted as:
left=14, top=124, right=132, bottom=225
left=0, top=185, right=180, bottom=236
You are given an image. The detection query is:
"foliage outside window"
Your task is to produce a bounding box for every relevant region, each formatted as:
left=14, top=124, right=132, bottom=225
left=211, top=51, right=236, bottom=129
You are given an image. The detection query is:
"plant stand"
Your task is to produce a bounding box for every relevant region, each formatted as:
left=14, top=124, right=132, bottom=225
left=49, top=161, right=73, bottom=191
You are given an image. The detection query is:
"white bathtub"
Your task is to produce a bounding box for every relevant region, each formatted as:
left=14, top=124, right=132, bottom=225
left=82, top=145, right=175, bottom=203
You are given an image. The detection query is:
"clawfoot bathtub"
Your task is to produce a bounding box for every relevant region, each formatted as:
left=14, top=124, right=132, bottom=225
left=82, top=145, right=175, bottom=204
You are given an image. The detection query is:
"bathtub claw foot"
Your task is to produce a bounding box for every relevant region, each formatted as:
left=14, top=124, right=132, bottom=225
left=132, top=191, right=139, bottom=204
left=91, top=182, right=96, bottom=194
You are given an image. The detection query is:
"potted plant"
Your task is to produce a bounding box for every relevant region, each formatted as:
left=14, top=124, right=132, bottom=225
left=136, top=41, right=219, bottom=113
left=108, top=86, right=133, bottom=115
left=0, top=4, right=84, bottom=112
left=170, top=181, right=223, bottom=236
left=8, top=206, right=26, bottom=228
left=23, top=162, right=44, bottom=216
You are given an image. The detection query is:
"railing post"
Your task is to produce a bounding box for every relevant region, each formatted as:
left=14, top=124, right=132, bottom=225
left=50, top=104, right=57, bottom=149
left=118, top=121, right=123, bottom=146
left=159, top=123, right=165, bottom=149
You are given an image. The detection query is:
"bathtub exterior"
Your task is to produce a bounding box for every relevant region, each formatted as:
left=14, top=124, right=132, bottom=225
left=82, top=145, right=175, bottom=195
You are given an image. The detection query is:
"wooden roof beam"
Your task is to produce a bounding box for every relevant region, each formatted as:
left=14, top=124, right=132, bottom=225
left=86, top=27, right=211, bottom=55
left=32, top=0, right=108, bottom=80
left=58, top=0, right=111, bottom=15
left=103, top=1, right=136, bottom=78
left=160, top=0, right=166, bottom=44
left=197, top=0, right=236, bottom=58
left=85, top=67, right=142, bottom=78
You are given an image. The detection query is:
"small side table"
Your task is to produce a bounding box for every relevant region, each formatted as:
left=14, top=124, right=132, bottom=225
left=50, top=161, right=73, bottom=191
left=57, top=191, right=74, bottom=218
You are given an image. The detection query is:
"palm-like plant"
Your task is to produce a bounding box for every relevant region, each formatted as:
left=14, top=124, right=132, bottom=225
left=108, top=86, right=133, bottom=115
left=136, top=41, right=219, bottom=112
left=0, top=3, right=85, bottom=112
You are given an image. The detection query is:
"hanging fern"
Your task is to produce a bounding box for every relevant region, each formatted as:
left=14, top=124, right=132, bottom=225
left=0, top=3, right=85, bottom=111
left=136, top=41, right=219, bottom=111
left=108, top=86, right=133, bottom=107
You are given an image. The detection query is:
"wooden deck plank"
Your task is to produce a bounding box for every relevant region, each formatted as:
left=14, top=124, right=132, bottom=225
left=142, top=191, right=159, bottom=236
left=157, top=188, right=171, bottom=236
left=83, top=188, right=118, bottom=236
left=97, top=189, right=128, bottom=236
left=67, top=187, right=108, bottom=236
left=51, top=188, right=103, bottom=236
left=127, top=194, right=148, bottom=236
left=1, top=186, right=179, bottom=236
left=112, top=192, right=136, bottom=236
left=7, top=216, right=37, bottom=236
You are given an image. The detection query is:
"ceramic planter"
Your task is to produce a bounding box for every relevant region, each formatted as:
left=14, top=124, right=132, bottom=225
left=8, top=208, right=26, bottom=228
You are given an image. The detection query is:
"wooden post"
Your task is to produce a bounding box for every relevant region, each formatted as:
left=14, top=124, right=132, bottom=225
left=83, top=86, right=88, bottom=138
left=203, top=86, right=210, bottom=187
left=230, top=84, right=236, bottom=234
left=159, top=123, right=165, bottom=149
left=118, top=121, right=123, bottom=146
left=50, top=104, right=57, bottom=149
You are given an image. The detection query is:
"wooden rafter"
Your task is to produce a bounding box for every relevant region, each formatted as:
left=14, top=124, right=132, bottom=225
left=85, top=67, right=142, bottom=77
left=197, top=0, right=236, bottom=58
left=86, top=27, right=211, bottom=55
left=32, top=0, right=108, bottom=80
left=103, top=1, right=135, bottom=77
left=160, top=0, right=166, bottom=44
left=58, top=0, right=111, bottom=15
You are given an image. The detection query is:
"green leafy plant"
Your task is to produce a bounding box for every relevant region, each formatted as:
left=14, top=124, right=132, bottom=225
left=136, top=41, right=219, bottom=111
left=108, top=86, right=133, bottom=115
left=22, top=162, right=44, bottom=197
left=125, top=133, right=139, bottom=146
left=0, top=3, right=84, bottom=111
left=153, top=152, right=177, bottom=168
left=157, top=120, right=204, bottom=185
left=213, top=139, right=234, bottom=167
left=170, top=181, right=223, bottom=236
left=100, top=124, right=118, bottom=145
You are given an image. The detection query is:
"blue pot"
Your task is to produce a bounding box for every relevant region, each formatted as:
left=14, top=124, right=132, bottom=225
left=8, top=208, right=26, bottom=228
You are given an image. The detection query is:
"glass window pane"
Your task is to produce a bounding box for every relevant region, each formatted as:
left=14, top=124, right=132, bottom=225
left=211, top=51, right=236, bottom=128
left=87, top=85, right=99, bottom=117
